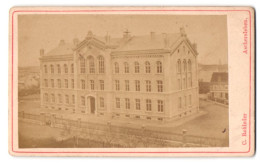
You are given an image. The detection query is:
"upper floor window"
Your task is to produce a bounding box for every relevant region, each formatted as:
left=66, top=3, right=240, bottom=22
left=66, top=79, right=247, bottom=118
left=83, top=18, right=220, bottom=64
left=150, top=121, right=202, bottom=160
left=81, top=96, right=85, bottom=106
left=44, top=79, right=48, bottom=87
left=146, top=99, right=152, bottom=111
left=51, top=79, right=54, bottom=88
left=158, top=100, right=164, bottom=112
left=100, top=80, right=104, bottom=90
left=71, top=64, right=74, bottom=74
left=90, top=80, right=95, bottom=90
left=80, top=57, right=85, bottom=74
left=177, top=59, right=181, bottom=73
left=57, top=64, right=61, bottom=74
left=145, top=61, right=150, bottom=73
left=178, top=97, right=182, bottom=109
left=188, top=60, right=192, bottom=72
left=50, top=65, right=54, bottom=74
left=135, top=80, right=140, bottom=91
left=115, top=80, right=120, bottom=91
left=81, top=80, right=85, bottom=89
left=100, top=97, right=104, bottom=107
left=146, top=80, right=151, bottom=92
left=115, top=62, right=119, bottom=73
left=125, top=98, right=130, bottom=109
left=124, top=62, right=129, bottom=73
left=71, top=79, right=74, bottom=89
left=65, top=79, right=68, bottom=88
left=183, top=60, right=187, bottom=73
left=116, top=98, right=120, bottom=108
left=57, top=79, right=61, bottom=88
left=157, top=80, right=163, bottom=92
left=98, top=56, right=105, bottom=73
left=65, top=95, right=69, bottom=104
left=184, top=96, right=187, bottom=108
left=135, top=99, right=141, bottom=110
left=44, top=93, right=48, bottom=102
left=189, top=95, right=192, bottom=106
left=134, top=62, right=140, bottom=73
left=178, top=78, right=181, bottom=90
left=58, top=94, right=62, bottom=103
left=64, top=64, right=68, bottom=74
left=89, top=56, right=95, bottom=73
left=72, top=95, right=75, bottom=104
left=51, top=94, right=55, bottom=103
left=156, top=61, right=162, bottom=73
left=44, top=65, right=48, bottom=73
left=125, top=80, right=129, bottom=91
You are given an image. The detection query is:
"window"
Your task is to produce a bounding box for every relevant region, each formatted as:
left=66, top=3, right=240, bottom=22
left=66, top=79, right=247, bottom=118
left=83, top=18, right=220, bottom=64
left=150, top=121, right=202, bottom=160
left=44, top=79, right=48, bottom=87
left=89, top=56, right=95, bottom=73
left=146, top=99, right=152, bottom=111
left=183, top=60, right=187, bottom=73
left=189, top=95, right=192, bottom=105
left=71, top=64, right=74, bottom=74
left=183, top=78, right=186, bottom=89
left=115, top=80, right=120, bottom=91
left=157, top=80, right=163, bottom=92
left=135, top=99, right=140, bottom=110
left=64, top=64, right=68, bottom=74
left=125, top=80, right=129, bottom=91
left=178, top=79, right=181, bottom=90
left=44, top=65, right=48, bottom=73
left=98, top=56, right=105, bottom=73
left=145, top=61, right=150, bottom=73
left=65, top=79, right=68, bottom=88
left=116, top=98, right=120, bottom=108
left=51, top=79, right=54, bottom=88
left=146, top=80, right=151, bottom=92
left=100, top=80, right=104, bottom=90
left=188, top=77, right=191, bottom=88
left=188, top=60, right=192, bottom=72
left=100, top=97, right=104, bottom=107
left=72, top=95, right=75, bottom=104
left=156, top=61, right=162, bottom=73
left=65, top=95, right=69, bottom=104
left=124, top=62, right=129, bottom=73
left=51, top=94, right=55, bottom=103
left=158, top=100, right=164, bottom=112
left=81, top=80, right=85, bottom=89
left=57, top=79, right=61, bottom=88
left=115, top=62, right=119, bottom=73
left=184, top=96, right=187, bottom=108
left=80, top=57, right=85, bottom=73
left=81, top=96, right=85, bottom=106
left=178, top=97, right=182, bottom=109
left=57, top=64, right=61, bottom=74
left=125, top=98, right=130, bottom=109
left=51, top=65, right=54, bottom=74
left=58, top=94, right=62, bottom=103
left=71, top=79, right=74, bottom=88
left=44, top=93, right=48, bottom=102
left=90, top=80, right=94, bottom=90
left=135, top=80, right=140, bottom=91
left=134, top=62, right=139, bottom=73
left=177, top=59, right=181, bottom=73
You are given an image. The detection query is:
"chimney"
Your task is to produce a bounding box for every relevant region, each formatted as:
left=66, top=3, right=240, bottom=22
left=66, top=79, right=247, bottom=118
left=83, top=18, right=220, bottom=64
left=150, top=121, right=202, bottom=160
left=86, top=30, right=93, bottom=38
left=150, top=32, right=155, bottom=40
left=105, top=32, right=110, bottom=44
left=73, top=38, right=79, bottom=46
left=40, top=49, right=44, bottom=56
left=59, top=39, right=65, bottom=46
left=180, top=27, right=186, bottom=37
left=123, top=29, right=130, bottom=39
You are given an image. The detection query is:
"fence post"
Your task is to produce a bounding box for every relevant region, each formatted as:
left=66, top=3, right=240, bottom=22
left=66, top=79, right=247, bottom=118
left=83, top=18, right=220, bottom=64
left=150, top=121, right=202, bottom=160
left=182, top=129, right=187, bottom=147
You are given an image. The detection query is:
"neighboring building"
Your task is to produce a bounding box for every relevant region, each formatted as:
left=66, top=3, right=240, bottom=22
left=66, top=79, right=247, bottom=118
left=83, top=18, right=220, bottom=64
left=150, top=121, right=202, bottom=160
left=208, top=72, right=228, bottom=105
left=39, top=28, right=199, bottom=121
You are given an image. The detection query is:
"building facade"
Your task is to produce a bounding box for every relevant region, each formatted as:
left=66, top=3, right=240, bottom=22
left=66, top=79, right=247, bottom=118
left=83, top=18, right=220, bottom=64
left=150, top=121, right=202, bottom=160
left=40, top=28, right=199, bottom=121
left=208, top=72, right=228, bottom=105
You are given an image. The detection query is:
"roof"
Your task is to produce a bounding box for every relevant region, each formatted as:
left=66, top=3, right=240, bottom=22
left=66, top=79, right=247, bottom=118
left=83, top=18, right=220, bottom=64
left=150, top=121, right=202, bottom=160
left=45, top=41, right=74, bottom=56
left=115, top=33, right=182, bottom=51
left=210, top=72, right=228, bottom=83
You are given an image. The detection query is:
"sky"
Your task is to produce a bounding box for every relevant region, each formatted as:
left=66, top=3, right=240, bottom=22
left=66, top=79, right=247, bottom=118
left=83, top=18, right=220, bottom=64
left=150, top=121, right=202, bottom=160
left=18, top=14, right=228, bottom=67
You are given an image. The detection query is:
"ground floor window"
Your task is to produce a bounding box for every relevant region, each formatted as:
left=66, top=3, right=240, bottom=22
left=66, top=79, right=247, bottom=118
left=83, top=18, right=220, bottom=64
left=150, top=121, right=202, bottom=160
left=158, top=100, right=164, bottom=112
left=116, top=98, right=120, bottom=108
left=100, top=97, right=104, bottom=107
left=146, top=99, right=152, bottom=111
left=135, top=99, right=140, bottom=110
left=178, top=97, right=182, bottom=109
left=81, top=96, right=85, bottom=106
left=125, top=98, right=130, bottom=109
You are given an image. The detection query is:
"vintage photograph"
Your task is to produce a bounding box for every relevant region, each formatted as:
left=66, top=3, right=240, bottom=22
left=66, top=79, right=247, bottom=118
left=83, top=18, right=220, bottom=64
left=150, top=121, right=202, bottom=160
left=17, top=14, right=229, bottom=148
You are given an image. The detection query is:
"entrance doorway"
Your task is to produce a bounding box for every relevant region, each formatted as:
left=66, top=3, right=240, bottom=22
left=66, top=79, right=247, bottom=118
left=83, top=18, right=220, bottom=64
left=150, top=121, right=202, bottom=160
left=89, top=96, right=95, bottom=114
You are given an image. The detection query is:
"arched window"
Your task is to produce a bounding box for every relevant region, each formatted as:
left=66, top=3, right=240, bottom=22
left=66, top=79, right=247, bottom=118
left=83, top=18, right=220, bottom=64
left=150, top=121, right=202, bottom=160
left=124, top=62, right=129, bottom=73
left=156, top=61, right=162, bottom=73
left=57, top=64, right=61, bottom=74
left=115, top=62, right=119, bottom=73
left=44, top=65, right=48, bottom=73
left=50, top=65, right=54, bottom=74
left=98, top=56, right=105, bottom=73
left=188, top=60, right=192, bottom=72
left=80, top=57, right=85, bottom=74
left=134, top=62, right=139, bottom=73
left=145, top=61, right=150, bottom=73
left=64, top=64, right=68, bottom=74
left=177, top=59, right=181, bottom=73
left=89, top=56, right=95, bottom=73
left=183, top=60, right=187, bottom=73
left=71, top=64, right=74, bottom=74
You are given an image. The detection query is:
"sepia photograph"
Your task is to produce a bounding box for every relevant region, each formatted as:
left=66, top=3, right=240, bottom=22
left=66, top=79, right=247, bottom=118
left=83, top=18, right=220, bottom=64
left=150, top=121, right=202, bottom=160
left=17, top=13, right=229, bottom=148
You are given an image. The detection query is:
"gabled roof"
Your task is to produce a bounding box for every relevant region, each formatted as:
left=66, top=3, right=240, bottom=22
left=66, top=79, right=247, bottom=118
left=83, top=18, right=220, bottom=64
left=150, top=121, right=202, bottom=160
left=210, top=72, right=228, bottom=83
left=45, top=41, right=74, bottom=56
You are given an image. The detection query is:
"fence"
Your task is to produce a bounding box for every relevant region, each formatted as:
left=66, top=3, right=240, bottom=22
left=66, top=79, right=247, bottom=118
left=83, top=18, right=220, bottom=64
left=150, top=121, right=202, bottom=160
left=18, top=111, right=228, bottom=147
